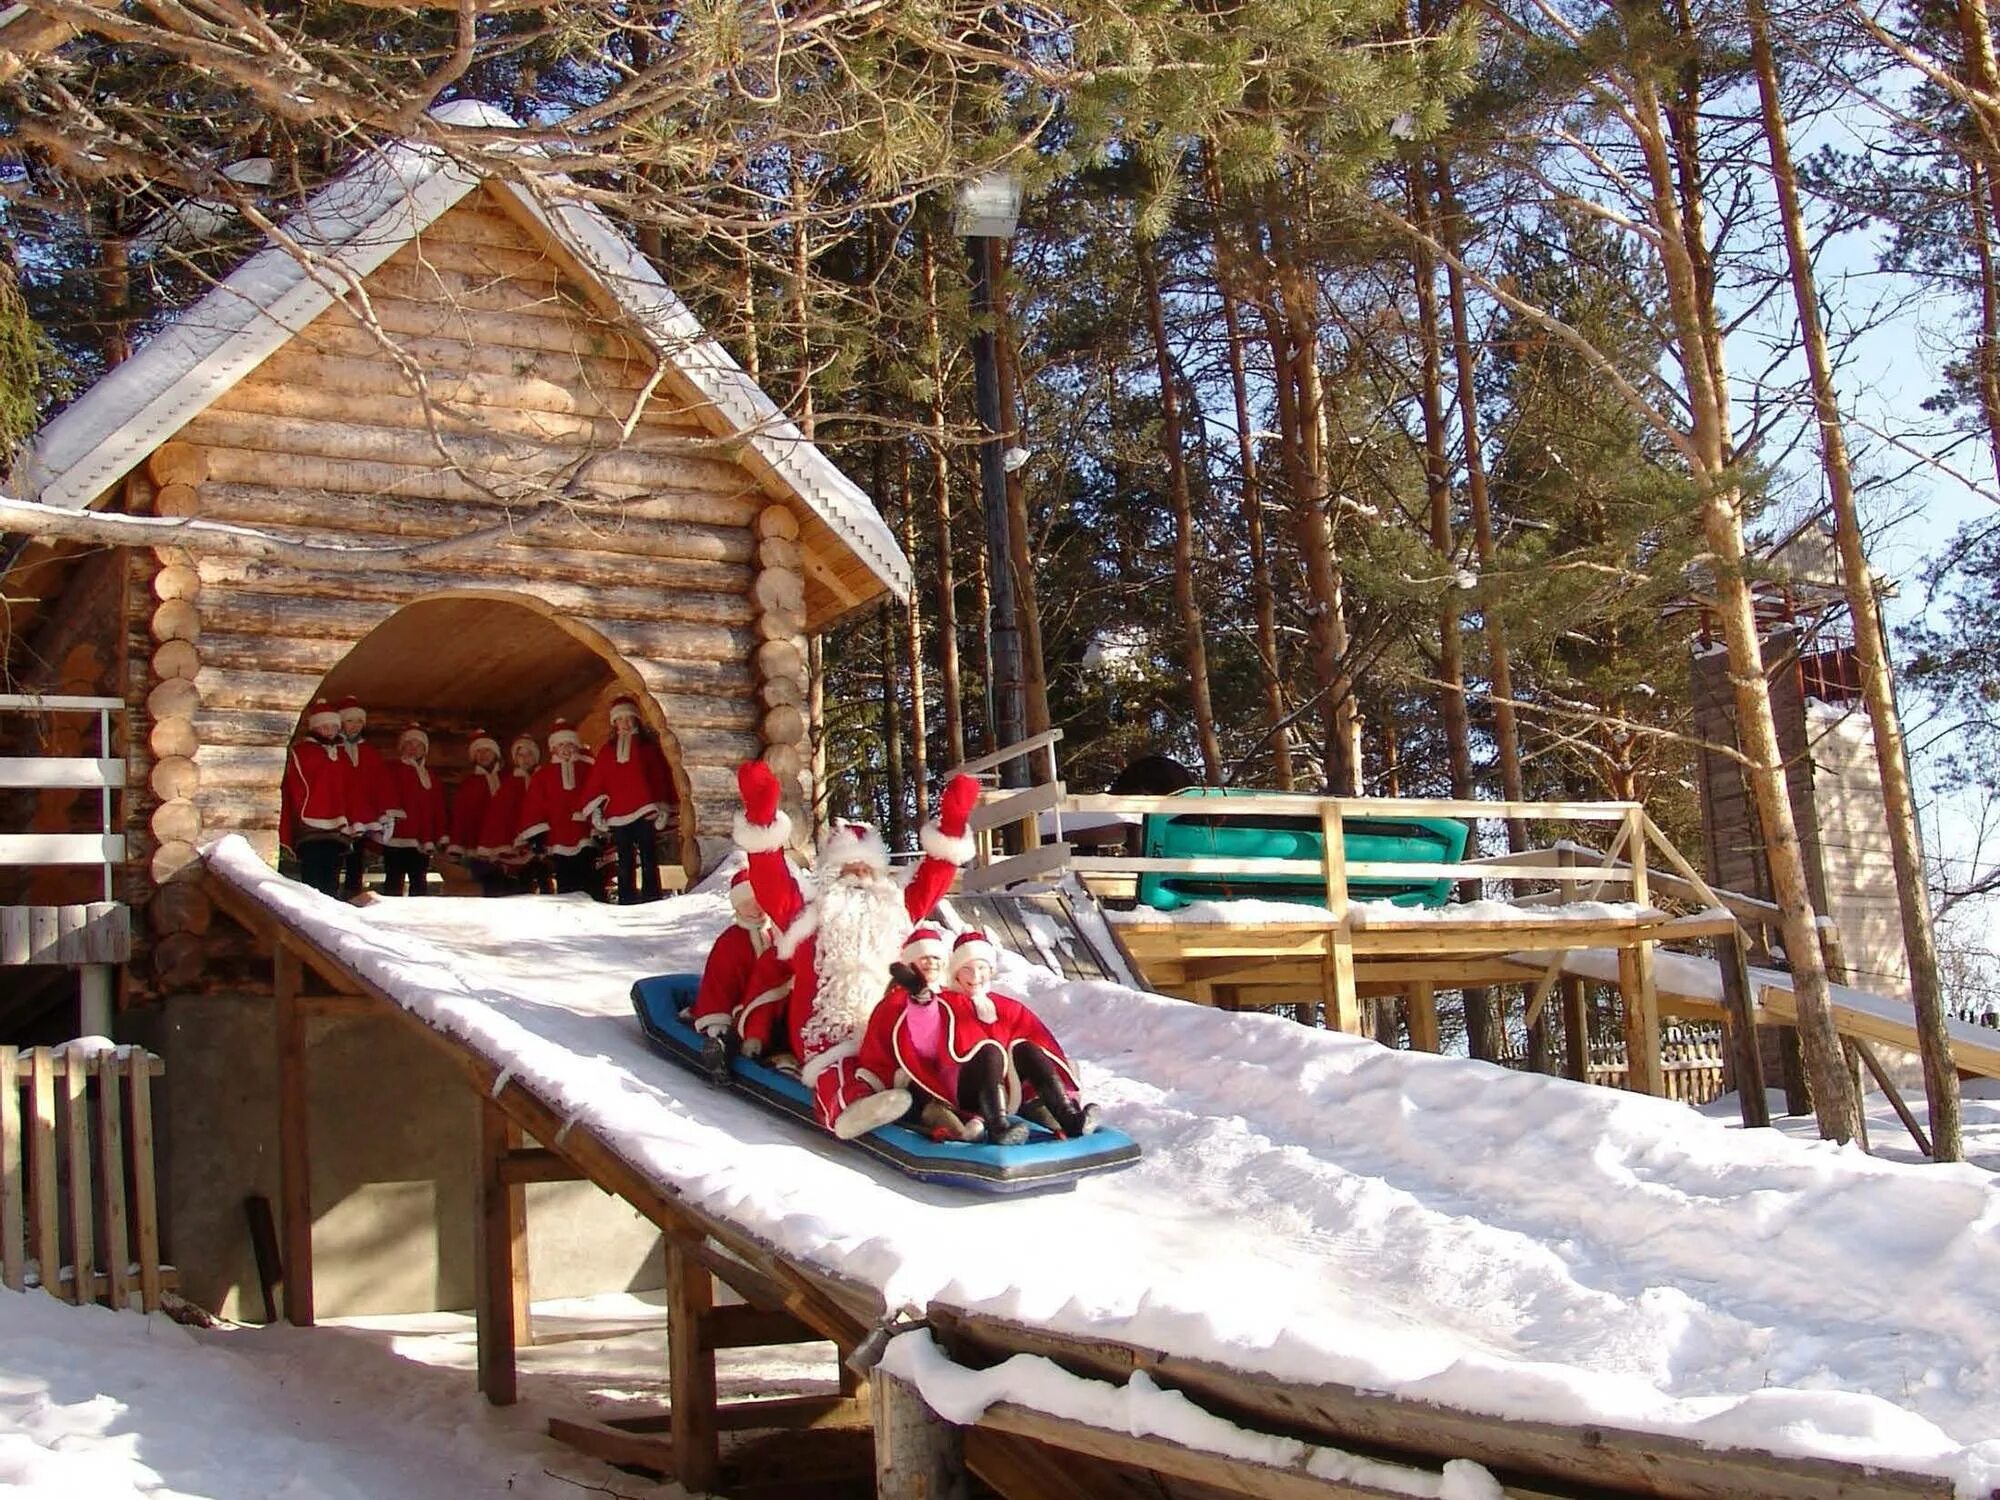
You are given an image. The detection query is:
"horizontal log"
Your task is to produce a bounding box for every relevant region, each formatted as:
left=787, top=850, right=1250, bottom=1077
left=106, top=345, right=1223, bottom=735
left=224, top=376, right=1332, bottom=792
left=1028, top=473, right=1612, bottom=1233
left=190, top=545, right=750, bottom=609
left=752, top=567, right=805, bottom=617
left=153, top=930, right=205, bottom=989
left=197, top=800, right=281, bottom=832
left=315, top=292, right=652, bottom=362
left=754, top=640, right=804, bottom=683
left=151, top=598, right=200, bottom=645
left=591, top=615, right=760, bottom=670
left=192, top=707, right=298, bottom=747
left=759, top=677, right=802, bottom=710
left=390, top=230, right=585, bottom=283
left=186, top=406, right=745, bottom=482
left=149, top=881, right=214, bottom=938
left=147, top=442, right=208, bottom=487
left=152, top=639, right=201, bottom=682
left=147, top=678, right=200, bottom=722
left=149, top=717, right=198, bottom=759
left=152, top=799, right=201, bottom=845
left=761, top=705, right=806, bottom=748
left=155, top=483, right=200, bottom=517
left=754, top=608, right=806, bottom=643
left=154, top=564, right=201, bottom=602
left=761, top=741, right=804, bottom=785
left=191, top=666, right=321, bottom=716
left=213, top=374, right=709, bottom=453
left=151, top=756, right=198, bottom=801
left=190, top=744, right=291, bottom=787
left=194, top=629, right=354, bottom=677
left=285, top=319, right=658, bottom=401
left=195, top=480, right=759, bottom=554
left=756, top=505, right=800, bottom=542
left=250, top=344, right=679, bottom=428
left=674, top=727, right=763, bottom=767
left=199, top=446, right=732, bottom=509
left=757, top=535, right=801, bottom=572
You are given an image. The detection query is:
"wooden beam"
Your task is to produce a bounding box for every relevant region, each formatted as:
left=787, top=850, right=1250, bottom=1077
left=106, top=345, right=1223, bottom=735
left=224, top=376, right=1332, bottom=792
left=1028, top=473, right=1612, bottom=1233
left=496, top=1146, right=584, bottom=1185
left=667, top=1232, right=720, bottom=1492
left=1, top=1047, right=23, bottom=1292
left=64, top=1056, right=92, bottom=1305
left=1716, top=933, right=1769, bottom=1129
left=545, top=1416, right=674, bottom=1477
left=1406, top=982, right=1440, bottom=1054
left=29, top=1051, right=56, bottom=1296
left=126, top=1050, right=163, bottom=1313
left=1560, top=979, right=1590, bottom=1085
left=1853, top=1040, right=1933, bottom=1158
left=700, top=1303, right=824, bottom=1351
left=296, top=993, right=377, bottom=1019
left=474, top=1099, right=519, bottom=1406
left=274, top=946, right=314, bottom=1326
left=608, top=1394, right=871, bottom=1434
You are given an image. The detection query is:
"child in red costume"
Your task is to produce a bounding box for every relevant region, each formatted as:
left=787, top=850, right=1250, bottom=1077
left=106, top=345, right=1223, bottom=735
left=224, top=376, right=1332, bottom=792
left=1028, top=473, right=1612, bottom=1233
left=731, top=760, right=980, bottom=1136
left=281, top=698, right=353, bottom=896
left=580, top=695, right=677, bottom=905
left=853, top=930, right=1100, bottom=1145
left=336, top=696, right=400, bottom=898
left=479, top=734, right=541, bottom=894
left=689, top=869, right=792, bottom=1080
left=449, top=730, right=504, bottom=893
left=382, top=725, right=448, bottom=896
left=519, top=720, right=597, bottom=895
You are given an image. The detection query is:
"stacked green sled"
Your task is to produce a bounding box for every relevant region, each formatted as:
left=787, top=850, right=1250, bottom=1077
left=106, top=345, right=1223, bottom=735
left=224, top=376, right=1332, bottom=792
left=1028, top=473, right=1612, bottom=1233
left=1136, top=788, right=1469, bottom=912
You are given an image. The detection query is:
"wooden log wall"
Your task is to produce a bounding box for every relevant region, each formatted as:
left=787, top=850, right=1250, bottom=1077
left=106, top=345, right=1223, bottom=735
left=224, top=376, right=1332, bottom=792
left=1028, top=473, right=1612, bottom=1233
left=115, top=185, right=811, bottom=988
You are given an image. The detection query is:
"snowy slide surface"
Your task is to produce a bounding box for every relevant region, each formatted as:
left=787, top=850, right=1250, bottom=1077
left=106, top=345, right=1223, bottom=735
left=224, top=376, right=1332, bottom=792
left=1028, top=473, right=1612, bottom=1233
left=204, top=838, right=2000, bottom=1494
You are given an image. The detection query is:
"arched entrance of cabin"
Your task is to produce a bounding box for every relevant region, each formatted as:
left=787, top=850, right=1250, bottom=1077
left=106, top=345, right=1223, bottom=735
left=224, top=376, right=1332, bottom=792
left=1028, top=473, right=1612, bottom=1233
left=288, top=591, right=697, bottom=889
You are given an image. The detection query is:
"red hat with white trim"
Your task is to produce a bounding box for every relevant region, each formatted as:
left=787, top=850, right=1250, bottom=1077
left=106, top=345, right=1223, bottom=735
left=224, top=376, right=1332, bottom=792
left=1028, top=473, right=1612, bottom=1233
left=467, top=729, right=500, bottom=759
left=336, top=694, right=363, bottom=713
left=547, top=718, right=582, bottom=751
left=949, top=929, right=997, bottom=978
left=901, top=927, right=948, bottom=964
left=608, top=694, right=642, bottom=724
left=510, top=733, right=541, bottom=765
left=728, top=867, right=761, bottom=914
left=398, top=724, right=429, bottom=755
left=307, top=698, right=340, bottom=735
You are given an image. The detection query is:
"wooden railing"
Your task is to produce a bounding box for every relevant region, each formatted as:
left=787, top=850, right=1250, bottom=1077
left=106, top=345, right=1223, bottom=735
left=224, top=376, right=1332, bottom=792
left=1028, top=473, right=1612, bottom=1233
left=0, top=693, right=128, bottom=903
left=1, top=1045, right=171, bottom=1311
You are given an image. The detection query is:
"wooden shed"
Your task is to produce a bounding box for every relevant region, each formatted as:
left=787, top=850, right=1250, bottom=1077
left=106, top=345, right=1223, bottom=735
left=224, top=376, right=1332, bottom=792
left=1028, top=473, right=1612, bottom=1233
left=5, top=120, right=908, bottom=1000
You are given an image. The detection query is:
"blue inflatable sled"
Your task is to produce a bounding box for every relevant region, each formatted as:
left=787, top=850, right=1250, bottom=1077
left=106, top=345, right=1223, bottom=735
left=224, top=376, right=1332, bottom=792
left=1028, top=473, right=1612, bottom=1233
left=631, top=974, right=1141, bottom=1194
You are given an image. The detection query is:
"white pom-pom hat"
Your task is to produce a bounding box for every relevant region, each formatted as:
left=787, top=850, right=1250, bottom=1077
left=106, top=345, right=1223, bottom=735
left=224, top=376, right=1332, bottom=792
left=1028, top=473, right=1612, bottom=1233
left=819, top=820, right=889, bottom=876
left=901, top=926, right=948, bottom=964
left=950, top=929, right=998, bottom=980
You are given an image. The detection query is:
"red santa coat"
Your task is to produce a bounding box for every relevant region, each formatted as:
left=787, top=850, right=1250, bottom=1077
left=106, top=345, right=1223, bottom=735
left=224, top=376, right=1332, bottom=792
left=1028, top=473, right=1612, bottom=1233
left=281, top=737, right=352, bottom=851
left=579, top=730, right=675, bottom=829
left=854, top=984, right=1078, bottom=1116
left=690, top=922, right=791, bottom=1054
left=739, top=824, right=968, bottom=1088
left=518, top=756, right=596, bottom=857
left=340, top=738, right=401, bottom=835
left=478, top=768, right=537, bottom=861
left=449, top=766, right=501, bottom=858
left=384, top=758, right=449, bottom=852
left=735, top=947, right=792, bottom=1053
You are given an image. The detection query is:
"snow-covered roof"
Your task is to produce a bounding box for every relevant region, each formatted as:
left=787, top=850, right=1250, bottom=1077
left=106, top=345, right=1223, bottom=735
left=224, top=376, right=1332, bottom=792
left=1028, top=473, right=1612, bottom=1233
left=18, top=102, right=910, bottom=604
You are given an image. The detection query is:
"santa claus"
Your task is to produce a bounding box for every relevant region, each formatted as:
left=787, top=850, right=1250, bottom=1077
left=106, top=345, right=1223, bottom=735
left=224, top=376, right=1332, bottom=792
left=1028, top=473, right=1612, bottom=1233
left=382, top=725, right=448, bottom=896
left=281, top=697, right=353, bottom=896
left=689, top=869, right=792, bottom=1080
left=732, top=760, right=979, bottom=1135
left=854, top=929, right=1099, bottom=1145
left=579, top=695, right=677, bottom=904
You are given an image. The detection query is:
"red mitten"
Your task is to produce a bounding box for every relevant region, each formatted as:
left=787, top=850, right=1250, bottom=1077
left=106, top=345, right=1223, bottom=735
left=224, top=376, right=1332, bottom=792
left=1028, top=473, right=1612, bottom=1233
left=937, top=774, right=980, bottom=836
left=737, top=760, right=781, bottom=825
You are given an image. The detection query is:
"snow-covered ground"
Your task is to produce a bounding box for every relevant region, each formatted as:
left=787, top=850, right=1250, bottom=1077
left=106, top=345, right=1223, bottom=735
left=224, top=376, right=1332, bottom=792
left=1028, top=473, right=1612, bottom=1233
left=1707, top=1078, right=2000, bottom=1171
left=190, top=837, right=2000, bottom=1494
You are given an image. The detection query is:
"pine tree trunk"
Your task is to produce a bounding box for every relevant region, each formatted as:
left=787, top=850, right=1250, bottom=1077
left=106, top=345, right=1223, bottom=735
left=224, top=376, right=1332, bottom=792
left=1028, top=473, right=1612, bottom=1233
left=900, top=454, right=931, bottom=824
left=1750, top=0, right=1961, bottom=1158
left=1139, top=237, right=1226, bottom=783
left=992, top=253, right=1053, bottom=774
left=737, top=231, right=761, bottom=378
left=808, top=634, right=827, bottom=837
left=789, top=171, right=815, bottom=442
left=920, top=229, right=968, bottom=769
left=882, top=602, right=907, bottom=846
left=1208, top=170, right=1294, bottom=787
left=1433, top=160, right=1528, bottom=852
left=972, top=531, right=997, bottom=756
left=1968, top=161, right=2000, bottom=477
left=1626, top=67, right=1858, bottom=1141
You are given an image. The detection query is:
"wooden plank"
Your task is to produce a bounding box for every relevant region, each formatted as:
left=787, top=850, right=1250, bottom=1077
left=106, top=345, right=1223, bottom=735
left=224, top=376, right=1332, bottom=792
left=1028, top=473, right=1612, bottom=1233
left=475, top=1099, right=518, bottom=1406
left=29, top=1049, right=57, bottom=1293
left=496, top=1146, right=584, bottom=1184
left=0, top=833, right=126, bottom=867
left=0, top=1048, right=22, bottom=1291
left=609, top=1394, right=873, bottom=1435
left=968, top=780, right=1067, bottom=835
left=504, top=1120, right=533, bottom=1352
left=951, top=727, right=1064, bottom=778
left=96, top=1056, right=130, bottom=1311
left=0, top=908, right=26, bottom=966
left=545, top=1416, right=675, bottom=1477
left=667, top=1233, right=721, bottom=1492
left=64, top=1055, right=93, bottom=1305
left=1406, top=982, right=1440, bottom=1053
left=126, top=1050, right=162, bottom=1313
left=1854, top=1040, right=1934, bottom=1158
left=932, top=1308, right=1952, bottom=1500
left=274, top=946, right=313, bottom=1325
left=1716, top=933, right=1769, bottom=1129
left=0, top=758, right=126, bottom=789
left=1560, top=979, right=1590, bottom=1085
left=958, top=842, right=1071, bottom=893
left=699, top=1303, right=823, bottom=1351
left=0, top=693, right=127, bottom=712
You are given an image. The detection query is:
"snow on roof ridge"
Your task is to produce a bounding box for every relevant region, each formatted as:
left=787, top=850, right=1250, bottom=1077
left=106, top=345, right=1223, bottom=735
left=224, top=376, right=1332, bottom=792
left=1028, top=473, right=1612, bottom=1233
left=18, top=101, right=909, bottom=602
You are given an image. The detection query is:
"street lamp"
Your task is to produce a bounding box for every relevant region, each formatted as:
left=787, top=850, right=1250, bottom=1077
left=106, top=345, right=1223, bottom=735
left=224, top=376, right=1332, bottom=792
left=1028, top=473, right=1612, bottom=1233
left=956, top=169, right=1029, bottom=790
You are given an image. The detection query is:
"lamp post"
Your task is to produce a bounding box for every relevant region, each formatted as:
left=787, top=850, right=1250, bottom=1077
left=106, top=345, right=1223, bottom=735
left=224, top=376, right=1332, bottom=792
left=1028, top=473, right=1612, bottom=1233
left=956, top=170, right=1029, bottom=790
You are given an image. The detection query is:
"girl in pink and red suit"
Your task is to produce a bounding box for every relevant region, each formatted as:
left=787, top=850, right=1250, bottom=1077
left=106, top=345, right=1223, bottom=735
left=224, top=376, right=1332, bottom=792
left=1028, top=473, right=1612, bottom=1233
left=689, top=869, right=793, bottom=1080
left=518, top=720, right=598, bottom=896
left=382, top=725, right=448, bottom=896
left=851, top=929, right=1099, bottom=1145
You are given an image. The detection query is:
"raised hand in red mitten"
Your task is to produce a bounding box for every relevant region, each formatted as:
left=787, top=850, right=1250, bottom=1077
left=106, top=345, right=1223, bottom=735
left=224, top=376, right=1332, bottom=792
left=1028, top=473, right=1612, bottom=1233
left=937, top=773, right=980, bottom=837
left=737, top=759, right=781, bottom=826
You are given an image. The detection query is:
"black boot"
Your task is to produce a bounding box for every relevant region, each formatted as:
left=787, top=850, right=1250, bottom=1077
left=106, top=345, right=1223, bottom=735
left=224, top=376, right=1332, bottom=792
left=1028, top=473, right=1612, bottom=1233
left=958, top=1050, right=1028, bottom=1146
left=699, top=1031, right=736, bottom=1086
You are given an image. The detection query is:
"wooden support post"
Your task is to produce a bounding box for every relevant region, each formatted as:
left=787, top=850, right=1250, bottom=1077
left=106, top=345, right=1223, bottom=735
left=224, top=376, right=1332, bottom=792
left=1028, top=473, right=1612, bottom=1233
left=1854, top=1039, right=1934, bottom=1158
left=667, top=1232, right=720, bottom=1492
left=30, top=1049, right=57, bottom=1295
left=475, top=1099, right=519, bottom=1406
left=97, top=1055, right=131, bottom=1311
left=1845, top=1042, right=1871, bottom=1154
left=1560, top=979, right=1590, bottom=1084
left=873, top=1370, right=965, bottom=1500
left=1, top=1048, right=22, bottom=1293
left=274, top=946, right=314, bottom=1326
left=126, top=1050, right=161, bottom=1313
left=1619, top=811, right=1663, bottom=1097
left=504, top=1121, right=533, bottom=1348
left=1406, top=982, right=1440, bottom=1054
left=1716, top=931, right=1770, bottom=1129
left=1320, top=807, right=1361, bottom=1035
left=79, top=965, right=113, bottom=1039
left=64, top=1055, right=93, bottom=1304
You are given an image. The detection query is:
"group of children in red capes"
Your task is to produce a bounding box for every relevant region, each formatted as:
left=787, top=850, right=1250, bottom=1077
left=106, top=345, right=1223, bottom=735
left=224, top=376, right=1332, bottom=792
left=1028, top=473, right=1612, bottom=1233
left=688, top=760, right=1100, bottom=1145
left=281, top=693, right=677, bottom=903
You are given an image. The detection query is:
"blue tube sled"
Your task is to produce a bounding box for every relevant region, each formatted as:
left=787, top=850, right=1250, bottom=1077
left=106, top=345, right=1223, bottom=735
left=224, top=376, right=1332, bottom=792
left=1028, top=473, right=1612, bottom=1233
left=631, top=974, right=1141, bottom=1194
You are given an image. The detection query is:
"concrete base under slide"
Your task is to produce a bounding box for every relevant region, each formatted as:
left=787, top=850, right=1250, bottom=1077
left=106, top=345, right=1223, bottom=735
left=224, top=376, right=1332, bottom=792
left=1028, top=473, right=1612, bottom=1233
left=126, top=994, right=665, bottom=1320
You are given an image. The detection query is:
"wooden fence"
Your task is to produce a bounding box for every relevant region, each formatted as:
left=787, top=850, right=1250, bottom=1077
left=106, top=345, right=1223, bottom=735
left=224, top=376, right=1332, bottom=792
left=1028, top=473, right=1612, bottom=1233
left=1584, top=1032, right=1729, bottom=1106
left=1, top=1045, right=170, bottom=1311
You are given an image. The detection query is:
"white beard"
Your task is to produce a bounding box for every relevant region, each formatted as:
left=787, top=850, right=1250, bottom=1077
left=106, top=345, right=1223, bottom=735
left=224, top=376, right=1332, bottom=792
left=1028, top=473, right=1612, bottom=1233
left=804, top=871, right=906, bottom=1050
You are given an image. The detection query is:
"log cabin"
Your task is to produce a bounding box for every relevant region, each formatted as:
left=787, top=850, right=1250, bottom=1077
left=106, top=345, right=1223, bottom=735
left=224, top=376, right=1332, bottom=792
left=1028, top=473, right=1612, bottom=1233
left=0, top=114, right=909, bottom=1315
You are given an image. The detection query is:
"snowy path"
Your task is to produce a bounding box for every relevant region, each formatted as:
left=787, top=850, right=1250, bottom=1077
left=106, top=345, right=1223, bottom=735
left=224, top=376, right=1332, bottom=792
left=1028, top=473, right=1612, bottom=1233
left=205, top=838, right=2000, bottom=1494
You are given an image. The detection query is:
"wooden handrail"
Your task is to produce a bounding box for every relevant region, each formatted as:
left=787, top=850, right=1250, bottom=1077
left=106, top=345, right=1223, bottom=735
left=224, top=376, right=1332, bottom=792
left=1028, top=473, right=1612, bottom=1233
left=1064, top=792, right=1640, bottom=821
left=0, top=694, right=126, bottom=713
left=951, top=728, right=1064, bottom=780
